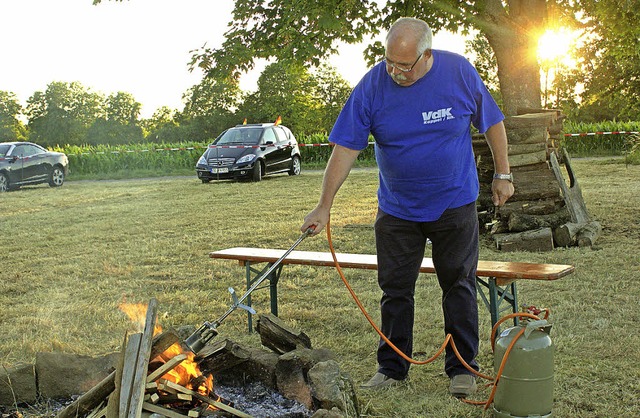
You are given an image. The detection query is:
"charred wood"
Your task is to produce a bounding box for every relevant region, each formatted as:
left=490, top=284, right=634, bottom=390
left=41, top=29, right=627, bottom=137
left=255, top=314, right=312, bottom=355
left=196, top=338, right=251, bottom=375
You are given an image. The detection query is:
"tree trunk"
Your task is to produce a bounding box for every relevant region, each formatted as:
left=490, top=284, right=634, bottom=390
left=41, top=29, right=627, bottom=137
left=481, top=0, right=547, bottom=116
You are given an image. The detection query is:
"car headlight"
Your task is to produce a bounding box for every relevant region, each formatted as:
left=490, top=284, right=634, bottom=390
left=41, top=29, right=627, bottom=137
left=197, top=155, right=207, bottom=165
left=236, top=154, right=256, bottom=164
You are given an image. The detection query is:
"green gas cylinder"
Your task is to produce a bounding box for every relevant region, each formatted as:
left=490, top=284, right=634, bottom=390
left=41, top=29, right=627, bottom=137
left=493, top=319, right=554, bottom=418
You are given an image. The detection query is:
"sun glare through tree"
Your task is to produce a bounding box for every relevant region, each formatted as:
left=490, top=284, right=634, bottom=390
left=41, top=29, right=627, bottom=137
left=537, top=28, right=579, bottom=108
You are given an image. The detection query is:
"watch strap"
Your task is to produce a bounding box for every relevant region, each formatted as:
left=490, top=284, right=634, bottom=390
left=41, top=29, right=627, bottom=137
left=493, top=173, right=513, bottom=182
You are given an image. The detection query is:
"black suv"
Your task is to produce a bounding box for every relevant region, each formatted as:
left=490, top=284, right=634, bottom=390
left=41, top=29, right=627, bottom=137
left=196, top=123, right=302, bottom=182
left=0, top=142, right=69, bottom=192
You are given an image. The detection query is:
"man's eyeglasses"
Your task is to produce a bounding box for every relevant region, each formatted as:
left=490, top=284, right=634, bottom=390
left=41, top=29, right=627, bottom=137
left=385, top=51, right=424, bottom=73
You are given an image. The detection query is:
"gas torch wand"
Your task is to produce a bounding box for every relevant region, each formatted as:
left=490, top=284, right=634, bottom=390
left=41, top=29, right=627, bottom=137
left=184, top=227, right=315, bottom=354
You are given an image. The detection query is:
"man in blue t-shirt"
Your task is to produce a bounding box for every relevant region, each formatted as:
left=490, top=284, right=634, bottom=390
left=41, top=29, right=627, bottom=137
left=301, top=17, right=514, bottom=397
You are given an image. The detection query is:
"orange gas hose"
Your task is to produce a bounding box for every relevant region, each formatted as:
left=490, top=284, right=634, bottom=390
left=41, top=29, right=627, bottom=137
left=324, top=220, right=548, bottom=408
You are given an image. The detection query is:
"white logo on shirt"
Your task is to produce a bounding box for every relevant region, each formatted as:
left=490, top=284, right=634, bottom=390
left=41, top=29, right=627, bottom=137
left=422, top=108, right=455, bottom=124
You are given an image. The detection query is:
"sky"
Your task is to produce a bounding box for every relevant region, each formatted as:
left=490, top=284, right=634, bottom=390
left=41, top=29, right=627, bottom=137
left=0, top=0, right=466, bottom=119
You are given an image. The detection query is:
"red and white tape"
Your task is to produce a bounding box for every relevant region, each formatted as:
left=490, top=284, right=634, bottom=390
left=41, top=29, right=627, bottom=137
left=563, top=131, right=639, bottom=137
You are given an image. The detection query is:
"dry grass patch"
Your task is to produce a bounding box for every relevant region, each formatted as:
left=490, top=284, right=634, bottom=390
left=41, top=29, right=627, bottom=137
left=1, top=161, right=638, bottom=417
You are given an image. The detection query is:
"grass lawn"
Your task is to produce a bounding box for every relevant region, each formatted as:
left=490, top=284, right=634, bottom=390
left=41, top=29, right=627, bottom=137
left=1, top=159, right=639, bottom=417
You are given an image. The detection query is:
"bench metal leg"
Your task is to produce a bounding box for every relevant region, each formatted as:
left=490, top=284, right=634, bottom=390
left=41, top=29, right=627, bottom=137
left=476, top=276, right=519, bottom=331
left=244, top=261, right=284, bottom=332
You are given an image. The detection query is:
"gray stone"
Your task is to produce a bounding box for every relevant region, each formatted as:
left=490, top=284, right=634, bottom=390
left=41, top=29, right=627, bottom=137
left=35, top=352, right=118, bottom=399
left=0, top=363, right=37, bottom=405
left=311, top=407, right=345, bottom=417
left=215, top=347, right=279, bottom=390
left=308, top=360, right=359, bottom=417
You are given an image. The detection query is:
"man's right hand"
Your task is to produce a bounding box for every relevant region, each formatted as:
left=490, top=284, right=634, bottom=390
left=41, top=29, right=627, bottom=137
left=301, top=205, right=331, bottom=237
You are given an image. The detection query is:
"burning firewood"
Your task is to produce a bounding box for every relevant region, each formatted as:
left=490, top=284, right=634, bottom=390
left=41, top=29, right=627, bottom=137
left=56, top=299, right=256, bottom=418
left=146, top=353, right=187, bottom=383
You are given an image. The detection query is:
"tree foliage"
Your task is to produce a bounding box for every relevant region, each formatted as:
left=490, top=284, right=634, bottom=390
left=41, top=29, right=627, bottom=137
left=106, top=92, right=142, bottom=125
left=26, top=81, right=105, bottom=147
left=569, top=0, right=640, bottom=121
left=0, top=91, right=27, bottom=142
left=188, top=0, right=578, bottom=115
left=236, top=61, right=352, bottom=135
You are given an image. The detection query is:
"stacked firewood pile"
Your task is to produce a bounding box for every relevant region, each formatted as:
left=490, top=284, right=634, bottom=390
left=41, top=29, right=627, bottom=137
left=474, top=109, right=601, bottom=251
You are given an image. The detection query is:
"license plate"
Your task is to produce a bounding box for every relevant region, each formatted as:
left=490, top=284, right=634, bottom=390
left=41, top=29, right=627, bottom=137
left=210, top=167, right=229, bottom=174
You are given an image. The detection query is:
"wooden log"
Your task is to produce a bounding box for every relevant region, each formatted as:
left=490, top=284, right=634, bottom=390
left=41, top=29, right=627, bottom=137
left=154, top=393, right=193, bottom=404
left=550, top=150, right=591, bottom=223
left=504, top=112, right=557, bottom=129
left=512, top=142, right=548, bottom=156
left=56, top=329, right=180, bottom=418
left=577, top=221, right=602, bottom=247
left=473, top=140, right=547, bottom=156
left=86, top=403, right=108, bottom=418
left=511, top=162, right=551, bottom=173
left=119, top=333, right=143, bottom=417
left=509, top=150, right=548, bottom=167
left=255, top=313, right=312, bottom=355
left=494, top=228, right=555, bottom=252
left=479, top=169, right=561, bottom=203
left=507, top=209, right=571, bottom=232
left=119, top=298, right=159, bottom=418
left=106, top=332, right=127, bottom=418
left=146, top=353, right=187, bottom=383
left=150, top=330, right=181, bottom=360
left=553, top=221, right=584, bottom=247
left=508, top=127, right=550, bottom=145
left=142, top=402, right=190, bottom=418
left=516, top=107, right=562, bottom=119
left=497, top=198, right=563, bottom=217
left=196, top=338, right=251, bottom=375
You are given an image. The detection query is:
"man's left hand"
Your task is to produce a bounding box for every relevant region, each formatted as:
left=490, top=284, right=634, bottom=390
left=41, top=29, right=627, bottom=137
left=491, top=179, right=514, bottom=207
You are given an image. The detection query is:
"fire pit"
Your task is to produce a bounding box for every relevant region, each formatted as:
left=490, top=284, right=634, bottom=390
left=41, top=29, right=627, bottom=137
left=2, top=299, right=358, bottom=417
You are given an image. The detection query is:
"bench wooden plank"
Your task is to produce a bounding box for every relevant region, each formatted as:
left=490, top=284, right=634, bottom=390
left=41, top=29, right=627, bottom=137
left=209, top=247, right=575, bottom=281
left=209, top=247, right=574, bottom=332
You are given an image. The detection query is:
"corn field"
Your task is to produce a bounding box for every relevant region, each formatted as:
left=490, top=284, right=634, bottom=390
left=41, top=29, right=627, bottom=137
left=52, top=121, right=639, bottom=178
left=53, top=142, right=207, bottom=177
left=560, top=120, right=640, bottom=156
left=54, top=134, right=378, bottom=178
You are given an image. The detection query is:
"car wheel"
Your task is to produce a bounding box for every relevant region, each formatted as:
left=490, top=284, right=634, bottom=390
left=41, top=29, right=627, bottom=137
left=48, top=165, right=65, bottom=187
left=0, top=173, right=9, bottom=192
left=288, top=155, right=301, bottom=176
left=251, top=161, right=263, bottom=182
left=201, top=179, right=211, bottom=184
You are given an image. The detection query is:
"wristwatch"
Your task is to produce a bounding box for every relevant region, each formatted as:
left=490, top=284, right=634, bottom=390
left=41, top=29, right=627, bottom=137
left=493, top=172, right=513, bottom=182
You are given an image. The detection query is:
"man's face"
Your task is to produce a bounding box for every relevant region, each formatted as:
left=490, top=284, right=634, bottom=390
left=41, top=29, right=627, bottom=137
left=384, top=35, right=430, bottom=87
left=385, top=52, right=424, bottom=86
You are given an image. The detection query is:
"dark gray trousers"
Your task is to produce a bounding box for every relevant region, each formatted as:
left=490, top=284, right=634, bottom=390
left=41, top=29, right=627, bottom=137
left=374, top=202, right=479, bottom=379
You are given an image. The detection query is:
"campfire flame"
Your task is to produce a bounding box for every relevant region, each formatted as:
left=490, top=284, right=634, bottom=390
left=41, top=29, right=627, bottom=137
left=119, top=302, right=217, bottom=403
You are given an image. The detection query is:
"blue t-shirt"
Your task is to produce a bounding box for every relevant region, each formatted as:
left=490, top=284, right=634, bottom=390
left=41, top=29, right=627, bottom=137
left=329, top=49, right=504, bottom=222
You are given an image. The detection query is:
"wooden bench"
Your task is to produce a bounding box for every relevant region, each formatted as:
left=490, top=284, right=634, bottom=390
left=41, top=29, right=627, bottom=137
left=209, top=247, right=575, bottom=332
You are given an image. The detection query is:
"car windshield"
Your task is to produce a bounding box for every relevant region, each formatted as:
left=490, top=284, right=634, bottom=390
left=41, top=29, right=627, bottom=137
left=0, top=144, right=10, bottom=157
left=215, top=128, right=262, bottom=145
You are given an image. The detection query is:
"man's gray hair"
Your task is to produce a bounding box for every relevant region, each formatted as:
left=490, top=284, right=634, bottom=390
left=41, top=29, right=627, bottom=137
left=386, top=17, right=433, bottom=53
